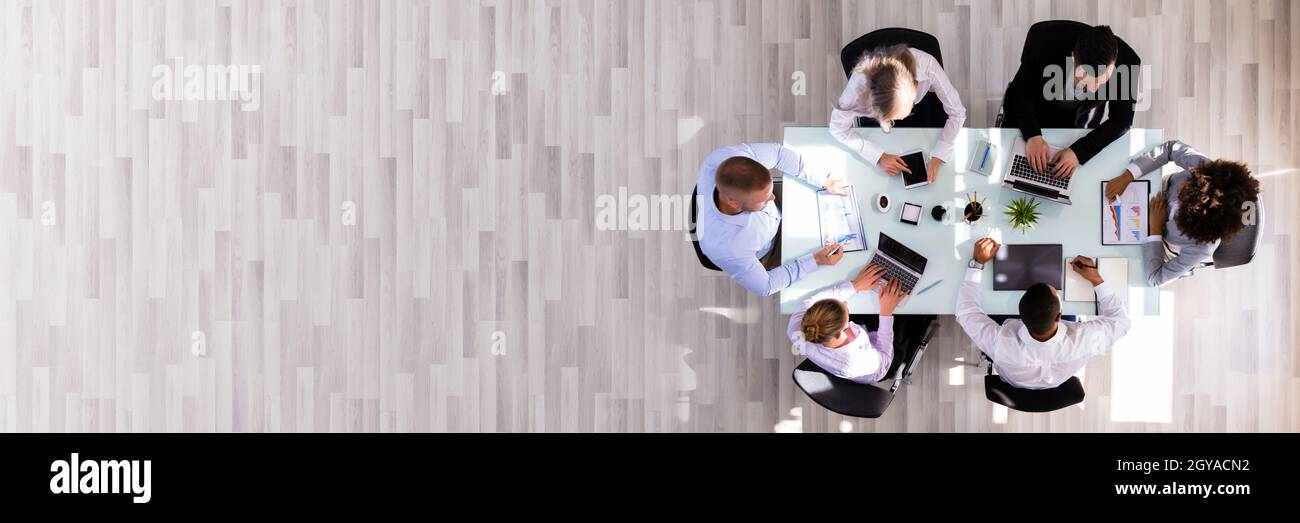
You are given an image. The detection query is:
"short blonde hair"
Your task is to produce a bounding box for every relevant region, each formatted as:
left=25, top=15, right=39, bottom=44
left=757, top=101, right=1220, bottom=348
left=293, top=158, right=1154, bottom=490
left=852, top=45, right=919, bottom=131
left=800, top=299, right=848, bottom=344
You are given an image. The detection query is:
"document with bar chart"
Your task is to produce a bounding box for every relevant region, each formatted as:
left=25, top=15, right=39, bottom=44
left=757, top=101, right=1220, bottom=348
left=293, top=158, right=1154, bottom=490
left=1101, top=180, right=1150, bottom=245
left=816, top=184, right=867, bottom=252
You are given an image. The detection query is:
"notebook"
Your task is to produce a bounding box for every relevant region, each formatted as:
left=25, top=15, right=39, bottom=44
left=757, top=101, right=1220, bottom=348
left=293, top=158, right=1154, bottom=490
left=1101, top=180, right=1150, bottom=245
left=1063, top=257, right=1129, bottom=304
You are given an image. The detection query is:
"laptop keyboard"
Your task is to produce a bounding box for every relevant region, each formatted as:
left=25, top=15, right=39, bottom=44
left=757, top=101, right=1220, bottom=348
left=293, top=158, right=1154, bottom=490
left=1010, top=154, right=1070, bottom=189
left=871, top=254, right=920, bottom=294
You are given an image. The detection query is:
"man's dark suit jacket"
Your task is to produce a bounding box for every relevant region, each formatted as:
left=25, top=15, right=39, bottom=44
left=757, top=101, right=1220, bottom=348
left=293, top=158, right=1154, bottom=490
left=1003, top=24, right=1142, bottom=164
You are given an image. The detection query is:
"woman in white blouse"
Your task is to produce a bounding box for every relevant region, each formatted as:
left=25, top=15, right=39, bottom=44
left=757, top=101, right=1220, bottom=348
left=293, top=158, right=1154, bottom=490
left=787, top=264, right=910, bottom=384
left=830, top=44, right=967, bottom=182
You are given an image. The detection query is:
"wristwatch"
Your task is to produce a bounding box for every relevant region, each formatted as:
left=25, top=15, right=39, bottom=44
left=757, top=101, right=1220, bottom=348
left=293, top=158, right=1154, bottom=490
left=968, top=259, right=985, bottom=270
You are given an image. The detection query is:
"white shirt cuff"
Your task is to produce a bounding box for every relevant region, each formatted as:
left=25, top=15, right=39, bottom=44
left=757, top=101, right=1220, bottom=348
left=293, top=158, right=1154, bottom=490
left=1125, top=162, right=1144, bottom=177
left=964, top=266, right=983, bottom=283
left=1143, top=234, right=1163, bottom=244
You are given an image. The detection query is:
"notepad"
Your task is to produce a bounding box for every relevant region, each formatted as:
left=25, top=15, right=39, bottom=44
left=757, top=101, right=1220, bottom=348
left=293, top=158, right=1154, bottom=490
left=816, top=184, right=867, bottom=252
left=1063, top=257, right=1129, bottom=304
left=1101, top=180, right=1150, bottom=245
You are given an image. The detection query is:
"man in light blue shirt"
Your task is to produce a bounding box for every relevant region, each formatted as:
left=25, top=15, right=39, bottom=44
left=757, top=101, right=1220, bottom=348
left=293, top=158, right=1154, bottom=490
left=695, top=143, right=847, bottom=296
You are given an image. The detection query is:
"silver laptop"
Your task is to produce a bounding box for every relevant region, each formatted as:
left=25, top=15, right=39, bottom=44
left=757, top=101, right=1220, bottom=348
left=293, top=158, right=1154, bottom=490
left=1001, top=138, right=1074, bottom=205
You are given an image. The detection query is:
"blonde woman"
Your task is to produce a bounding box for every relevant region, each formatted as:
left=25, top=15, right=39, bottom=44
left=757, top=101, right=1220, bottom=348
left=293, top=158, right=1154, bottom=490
left=787, top=264, right=910, bottom=384
left=830, top=44, right=966, bottom=182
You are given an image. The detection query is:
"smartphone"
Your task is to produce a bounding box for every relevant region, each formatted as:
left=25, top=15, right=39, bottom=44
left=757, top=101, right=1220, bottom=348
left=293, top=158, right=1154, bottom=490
left=900, top=150, right=929, bottom=189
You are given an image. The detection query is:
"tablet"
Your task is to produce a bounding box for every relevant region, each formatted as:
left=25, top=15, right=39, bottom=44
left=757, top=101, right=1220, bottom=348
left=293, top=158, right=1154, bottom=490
left=992, top=244, right=1063, bottom=291
left=900, top=150, right=929, bottom=189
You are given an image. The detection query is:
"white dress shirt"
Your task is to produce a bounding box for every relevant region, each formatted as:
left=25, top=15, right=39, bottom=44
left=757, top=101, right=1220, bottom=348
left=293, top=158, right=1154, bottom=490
left=830, top=48, right=967, bottom=165
left=787, top=281, right=895, bottom=384
left=696, top=143, right=830, bottom=296
left=955, top=267, right=1131, bottom=390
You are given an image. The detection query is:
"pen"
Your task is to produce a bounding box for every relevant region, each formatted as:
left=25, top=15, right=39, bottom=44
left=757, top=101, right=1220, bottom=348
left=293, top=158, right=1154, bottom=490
left=979, top=144, right=990, bottom=170
left=1072, top=258, right=1098, bottom=269
left=913, top=279, right=942, bottom=296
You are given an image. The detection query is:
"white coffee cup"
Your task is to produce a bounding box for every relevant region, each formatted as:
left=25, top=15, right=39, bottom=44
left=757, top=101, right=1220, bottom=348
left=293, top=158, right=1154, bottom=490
left=874, top=192, right=891, bottom=213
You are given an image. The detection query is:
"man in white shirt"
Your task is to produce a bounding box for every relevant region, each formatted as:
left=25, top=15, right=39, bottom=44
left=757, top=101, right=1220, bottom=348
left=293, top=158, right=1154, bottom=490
left=695, top=143, right=846, bottom=296
left=955, top=238, right=1132, bottom=390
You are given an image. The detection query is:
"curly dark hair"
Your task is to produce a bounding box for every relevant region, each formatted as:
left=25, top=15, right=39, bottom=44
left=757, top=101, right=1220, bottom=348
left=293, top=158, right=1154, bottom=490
left=1174, top=159, right=1260, bottom=244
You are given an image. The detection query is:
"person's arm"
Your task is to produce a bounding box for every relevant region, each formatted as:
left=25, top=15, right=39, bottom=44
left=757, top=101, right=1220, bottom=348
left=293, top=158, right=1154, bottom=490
left=1082, top=280, right=1132, bottom=355
left=1003, top=54, right=1044, bottom=140
left=923, top=52, right=967, bottom=164
left=719, top=252, right=819, bottom=297
left=1142, top=239, right=1214, bottom=287
left=955, top=267, right=1001, bottom=360
left=1067, top=97, right=1135, bottom=164
left=860, top=316, right=896, bottom=381
left=1124, top=140, right=1210, bottom=180
left=829, top=73, right=885, bottom=165
left=734, top=142, right=830, bottom=190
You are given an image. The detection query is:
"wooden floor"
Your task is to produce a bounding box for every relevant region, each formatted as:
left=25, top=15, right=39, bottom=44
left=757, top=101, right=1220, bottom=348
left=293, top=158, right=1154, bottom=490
left=0, top=0, right=1295, bottom=432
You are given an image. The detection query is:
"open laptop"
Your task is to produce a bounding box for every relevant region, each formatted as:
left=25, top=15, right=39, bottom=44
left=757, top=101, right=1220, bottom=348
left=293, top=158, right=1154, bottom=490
left=1001, top=138, right=1074, bottom=204
left=868, top=232, right=928, bottom=294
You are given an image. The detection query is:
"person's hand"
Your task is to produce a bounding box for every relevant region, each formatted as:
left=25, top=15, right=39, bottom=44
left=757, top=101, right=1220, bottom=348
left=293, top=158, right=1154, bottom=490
left=877, top=279, right=908, bottom=316
left=814, top=243, right=845, bottom=266
left=1069, top=255, right=1104, bottom=286
left=852, top=264, right=886, bottom=292
left=972, top=237, right=1001, bottom=264
left=877, top=153, right=911, bottom=177
left=927, top=157, right=943, bottom=183
left=1105, top=170, right=1135, bottom=202
left=1050, top=148, right=1079, bottom=178
left=1026, top=135, right=1051, bottom=173
left=1149, top=192, right=1168, bottom=236
left=823, top=177, right=848, bottom=196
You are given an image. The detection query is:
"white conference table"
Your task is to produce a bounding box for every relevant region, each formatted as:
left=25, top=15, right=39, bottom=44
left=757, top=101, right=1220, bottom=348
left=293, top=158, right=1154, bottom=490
left=779, top=127, right=1166, bottom=316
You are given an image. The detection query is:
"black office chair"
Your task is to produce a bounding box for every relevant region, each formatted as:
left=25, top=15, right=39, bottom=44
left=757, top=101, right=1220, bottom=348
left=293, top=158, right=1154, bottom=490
left=793, top=318, right=937, bottom=419
left=994, top=20, right=1140, bottom=128
left=982, top=355, right=1086, bottom=413
left=839, top=28, right=946, bottom=128
left=689, top=185, right=721, bottom=271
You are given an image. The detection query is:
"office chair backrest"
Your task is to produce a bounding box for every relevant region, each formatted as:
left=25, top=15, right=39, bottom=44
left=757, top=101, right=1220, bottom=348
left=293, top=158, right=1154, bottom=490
left=689, top=185, right=722, bottom=271
left=839, top=27, right=943, bottom=79
left=984, top=374, right=1085, bottom=413
left=1021, top=20, right=1141, bottom=67
left=1212, top=199, right=1263, bottom=269
left=792, top=359, right=895, bottom=418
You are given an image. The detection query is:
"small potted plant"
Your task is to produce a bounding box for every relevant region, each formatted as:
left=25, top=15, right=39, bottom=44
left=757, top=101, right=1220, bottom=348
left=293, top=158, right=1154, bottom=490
left=1003, top=195, right=1043, bottom=233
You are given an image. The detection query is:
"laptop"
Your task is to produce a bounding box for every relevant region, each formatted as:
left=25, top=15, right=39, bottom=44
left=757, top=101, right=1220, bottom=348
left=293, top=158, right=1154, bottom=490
left=868, top=232, right=928, bottom=294
left=992, top=244, right=1064, bottom=291
left=1001, top=138, right=1074, bottom=204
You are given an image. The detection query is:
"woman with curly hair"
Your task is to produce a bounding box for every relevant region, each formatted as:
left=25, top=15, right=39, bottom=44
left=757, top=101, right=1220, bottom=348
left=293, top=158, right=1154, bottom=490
left=787, top=265, right=909, bottom=384
left=1105, top=141, right=1261, bottom=286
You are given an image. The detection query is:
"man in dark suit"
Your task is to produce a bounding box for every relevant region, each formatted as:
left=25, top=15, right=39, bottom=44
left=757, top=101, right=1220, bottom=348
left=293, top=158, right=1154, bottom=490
left=1002, top=23, right=1141, bottom=179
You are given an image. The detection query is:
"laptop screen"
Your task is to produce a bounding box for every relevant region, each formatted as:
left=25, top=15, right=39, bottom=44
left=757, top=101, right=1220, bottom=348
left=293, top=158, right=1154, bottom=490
left=879, top=233, right=927, bottom=273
